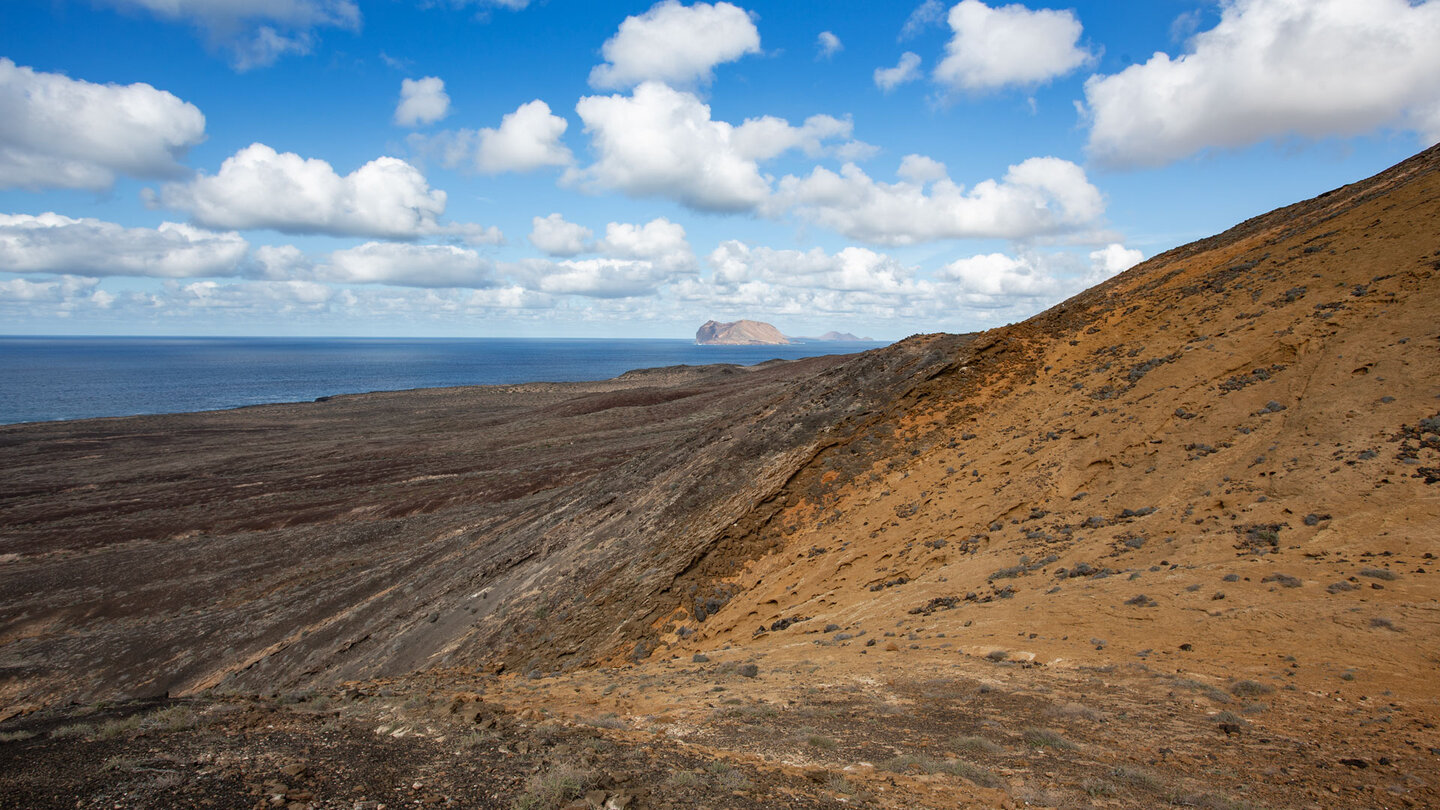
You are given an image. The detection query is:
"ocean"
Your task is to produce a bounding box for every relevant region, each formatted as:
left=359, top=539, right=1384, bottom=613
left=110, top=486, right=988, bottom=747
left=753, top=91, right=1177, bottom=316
left=0, top=336, right=889, bottom=425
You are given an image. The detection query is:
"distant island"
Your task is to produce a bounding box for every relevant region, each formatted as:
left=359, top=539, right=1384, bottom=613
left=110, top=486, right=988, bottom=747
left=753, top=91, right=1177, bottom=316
left=695, top=319, right=790, bottom=345
left=814, top=331, right=874, bottom=342
left=695, top=320, right=874, bottom=345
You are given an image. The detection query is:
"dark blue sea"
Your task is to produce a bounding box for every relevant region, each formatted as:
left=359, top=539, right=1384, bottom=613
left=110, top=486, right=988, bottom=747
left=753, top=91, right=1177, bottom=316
left=0, top=336, right=889, bottom=425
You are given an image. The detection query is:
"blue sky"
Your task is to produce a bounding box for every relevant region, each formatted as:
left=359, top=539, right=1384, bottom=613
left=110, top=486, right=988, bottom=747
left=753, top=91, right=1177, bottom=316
left=1, top=0, right=1437, bottom=339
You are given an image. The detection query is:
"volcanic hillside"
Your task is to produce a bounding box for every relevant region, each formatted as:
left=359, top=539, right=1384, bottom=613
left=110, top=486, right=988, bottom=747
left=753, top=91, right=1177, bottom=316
left=470, top=143, right=1440, bottom=806
left=1, top=145, right=1438, bottom=809
left=654, top=146, right=1440, bottom=684
left=474, top=144, right=1440, bottom=690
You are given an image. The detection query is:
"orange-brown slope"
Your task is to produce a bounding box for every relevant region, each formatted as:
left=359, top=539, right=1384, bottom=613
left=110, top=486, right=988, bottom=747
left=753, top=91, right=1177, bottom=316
left=652, top=144, right=1440, bottom=698
left=454, top=144, right=1440, bottom=810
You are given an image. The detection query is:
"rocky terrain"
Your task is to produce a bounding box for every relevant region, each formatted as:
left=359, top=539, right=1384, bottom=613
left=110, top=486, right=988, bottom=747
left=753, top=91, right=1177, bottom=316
left=694, top=320, right=791, bottom=345
left=2, top=145, right=1439, bottom=808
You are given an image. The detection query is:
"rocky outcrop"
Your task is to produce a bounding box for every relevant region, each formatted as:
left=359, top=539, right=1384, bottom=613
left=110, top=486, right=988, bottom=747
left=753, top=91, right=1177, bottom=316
left=695, top=319, right=789, bottom=345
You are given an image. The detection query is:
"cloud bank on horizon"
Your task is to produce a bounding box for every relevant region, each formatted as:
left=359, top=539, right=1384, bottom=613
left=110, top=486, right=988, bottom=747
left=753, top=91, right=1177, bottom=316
left=2, top=0, right=1438, bottom=338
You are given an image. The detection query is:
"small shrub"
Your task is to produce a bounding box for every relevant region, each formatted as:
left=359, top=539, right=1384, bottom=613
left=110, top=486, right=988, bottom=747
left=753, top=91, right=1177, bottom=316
left=879, top=753, right=935, bottom=773
left=511, top=764, right=596, bottom=810
left=1021, top=727, right=1076, bottom=749
left=939, top=759, right=1000, bottom=788
left=1261, top=573, right=1302, bottom=588
left=985, top=649, right=1008, bottom=662
left=706, top=762, right=751, bottom=791
left=824, top=773, right=856, bottom=795
left=101, top=756, right=139, bottom=772
left=665, top=771, right=700, bottom=788
left=1083, top=778, right=1119, bottom=797
left=806, top=734, right=837, bottom=750
left=1229, top=680, right=1274, bottom=698
left=0, top=730, right=36, bottom=742
left=583, top=712, right=626, bottom=729
left=50, top=723, right=93, bottom=740
left=1327, top=581, right=1357, bottom=593
left=1203, top=687, right=1232, bottom=703
left=1234, top=524, right=1282, bottom=554
left=1171, top=791, right=1256, bottom=810
left=144, top=706, right=198, bottom=733
left=1369, top=617, right=1400, bottom=631
left=1109, top=765, right=1164, bottom=792
left=458, top=730, right=496, bottom=749
left=1211, top=710, right=1248, bottom=726
left=950, top=735, right=1002, bottom=754
left=1049, top=702, right=1102, bottom=722
left=96, top=716, right=142, bottom=740
left=1359, top=567, right=1398, bottom=581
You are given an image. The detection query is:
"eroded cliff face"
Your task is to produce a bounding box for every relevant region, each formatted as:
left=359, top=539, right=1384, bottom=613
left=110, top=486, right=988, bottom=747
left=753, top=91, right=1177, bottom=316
left=695, top=319, right=790, bottom=345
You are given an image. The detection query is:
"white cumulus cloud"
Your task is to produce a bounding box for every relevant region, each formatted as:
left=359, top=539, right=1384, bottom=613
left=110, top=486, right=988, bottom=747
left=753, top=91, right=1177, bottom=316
left=1089, top=243, right=1144, bottom=279
left=817, top=31, right=843, bottom=60
left=395, top=76, right=451, bottom=127
left=1084, top=0, right=1440, bottom=168
left=251, top=244, right=312, bottom=280
left=528, top=213, right=594, bottom=257
left=597, top=217, right=694, bottom=270
left=897, top=154, right=948, bottom=183
left=325, top=242, right=495, bottom=288
left=98, top=0, right=361, bottom=70
left=0, top=274, right=118, bottom=320
left=0, top=59, right=206, bottom=191
left=589, top=1, right=762, bottom=89
left=934, top=0, right=1092, bottom=92
left=527, top=213, right=694, bottom=266
left=0, top=213, right=248, bottom=278
left=157, top=143, right=501, bottom=244
left=936, top=251, right=1061, bottom=298
left=772, top=155, right=1105, bottom=245
left=476, top=100, right=573, bottom=173
left=513, top=257, right=682, bottom=299
left=409, top=100, right=572, bottom=174
left=708, top=241, right=920, bottom=294
left=513, top=216, right=695, bottom=298
left=900, top=0, right=946, bottom=39
left=935, top=244, right=1144, bottom=309
left=168, top=278, right=338, bottom=310
left=568, top=82, right=862, bottom=212
left=875, top=52, right=923, bottom=92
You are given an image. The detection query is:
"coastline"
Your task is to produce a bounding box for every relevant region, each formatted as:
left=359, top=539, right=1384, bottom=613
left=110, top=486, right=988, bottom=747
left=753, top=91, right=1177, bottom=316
left=0, top=335, right=889, bottom=426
